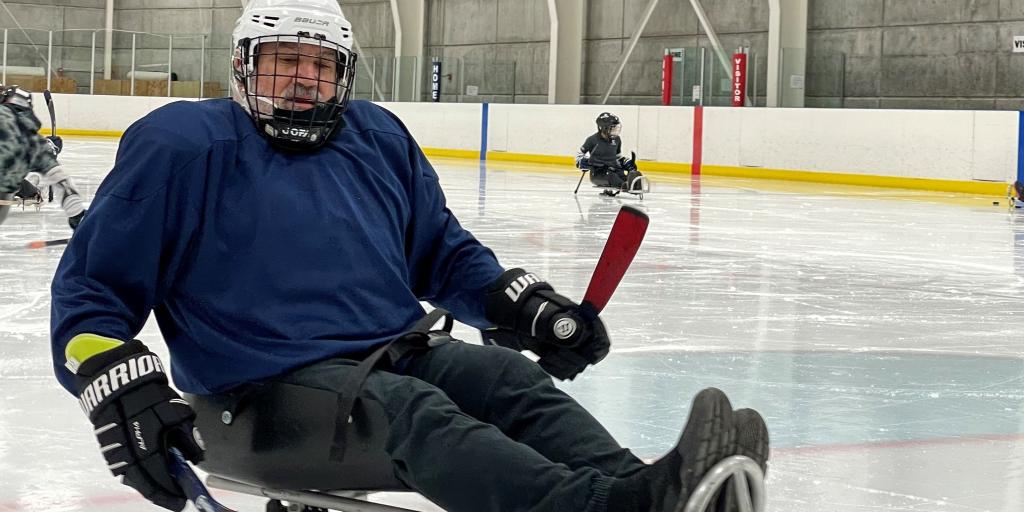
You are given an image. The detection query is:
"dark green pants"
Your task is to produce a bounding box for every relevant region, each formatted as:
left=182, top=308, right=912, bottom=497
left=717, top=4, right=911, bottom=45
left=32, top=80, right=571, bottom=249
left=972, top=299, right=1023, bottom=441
left=278, top=342, right=645, bottom=512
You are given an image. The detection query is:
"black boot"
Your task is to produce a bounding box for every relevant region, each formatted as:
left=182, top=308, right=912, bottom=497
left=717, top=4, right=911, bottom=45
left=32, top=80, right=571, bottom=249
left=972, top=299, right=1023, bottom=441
left=14, top=179, right=41, bottom=205
left=712, top=408, right=770, bottom=512
left=733, top=409, right=769, bottom=475
left=607, top=388, right=736, bottom=512
left=68, top=210, right=86, bottom=231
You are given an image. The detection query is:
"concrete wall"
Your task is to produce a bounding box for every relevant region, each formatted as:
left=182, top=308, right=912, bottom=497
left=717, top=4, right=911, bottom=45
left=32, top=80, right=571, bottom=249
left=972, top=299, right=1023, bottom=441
left=584, top=0, right=769, bottom=106
left=111, top=0, right=242, bottom=98
left=422, top=0, right=551, bottom=104
left=809, top=0, right=1024, bottom=110
left=342, top=0, right=395, bottom=102
left=0, top=0, right=107, bottom=94
left=43, top=93, right=1019, bottom=186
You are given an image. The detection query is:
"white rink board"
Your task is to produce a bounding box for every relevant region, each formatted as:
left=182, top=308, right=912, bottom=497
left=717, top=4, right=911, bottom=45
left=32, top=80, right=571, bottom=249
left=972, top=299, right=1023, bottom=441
left=34, top=94, right=1021, bottom=184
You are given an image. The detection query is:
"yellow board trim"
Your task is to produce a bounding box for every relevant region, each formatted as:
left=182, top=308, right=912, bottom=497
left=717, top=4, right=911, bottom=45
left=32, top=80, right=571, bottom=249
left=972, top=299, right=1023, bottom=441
left=34, top=132, right=1006, bottom=197
left=39, top=128, right=123, bottom=138
left=422, top=148, right=1008, bottom=197
left=699, top=165, right=1007, bottom=196
left=486, top=152, right=574, bottom=166
left=422, top=148, right=478, bottom=159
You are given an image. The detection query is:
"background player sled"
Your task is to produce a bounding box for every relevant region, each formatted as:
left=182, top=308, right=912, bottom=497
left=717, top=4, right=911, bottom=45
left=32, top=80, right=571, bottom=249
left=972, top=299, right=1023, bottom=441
left=1009, top=182, right=1024, bottom=209
left=0, top=196, right=43, bottom=211
left=574, top=152, right=651, bottom=199
left=182, top=382, right=766, bottom=512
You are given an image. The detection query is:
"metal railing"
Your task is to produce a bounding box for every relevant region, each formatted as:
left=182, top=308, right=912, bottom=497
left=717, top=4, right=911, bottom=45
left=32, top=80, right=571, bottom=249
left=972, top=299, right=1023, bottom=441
left=349, top=55, right=522, bottom=104
left=1, top=27, right=213, bottom=99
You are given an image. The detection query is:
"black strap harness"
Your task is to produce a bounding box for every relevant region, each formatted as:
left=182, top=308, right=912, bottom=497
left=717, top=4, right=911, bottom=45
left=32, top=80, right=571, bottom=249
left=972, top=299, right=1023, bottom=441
left=329, top=308, right=454, bottom=460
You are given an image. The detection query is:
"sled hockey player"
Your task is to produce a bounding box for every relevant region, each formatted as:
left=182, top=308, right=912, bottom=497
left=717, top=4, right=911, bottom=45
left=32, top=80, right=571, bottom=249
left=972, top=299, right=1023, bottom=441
left=50, top=2, right=768, bottom=511
left=1010, top=181, right=1024, bottom=208
left=576, top=112, right=649, bottom=197
left=0, top=84, right=60, bottom=226
left=0, top=84, right=86, bottom=230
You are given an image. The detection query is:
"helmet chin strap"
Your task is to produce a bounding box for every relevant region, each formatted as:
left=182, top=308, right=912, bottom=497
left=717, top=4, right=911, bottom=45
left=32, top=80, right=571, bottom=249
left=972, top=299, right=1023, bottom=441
left=252, top=96, right=344, bottom=151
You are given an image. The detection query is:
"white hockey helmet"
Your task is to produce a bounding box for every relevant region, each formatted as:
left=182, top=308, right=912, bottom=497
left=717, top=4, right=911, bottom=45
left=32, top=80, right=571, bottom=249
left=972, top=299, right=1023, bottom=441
left=231, top=0, right=358, bottom=150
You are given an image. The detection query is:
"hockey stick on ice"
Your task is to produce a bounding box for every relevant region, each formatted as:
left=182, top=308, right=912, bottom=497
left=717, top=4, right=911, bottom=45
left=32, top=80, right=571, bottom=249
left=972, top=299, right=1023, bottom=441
left=43, top=90, right=56, bottom=137
left=168, top=447, right=238, bottom=512
left=43, top=90, right=56, bottom=202
left=25, top=237, right=69, bottom=249
left=574, top=169, right=588, bottom=194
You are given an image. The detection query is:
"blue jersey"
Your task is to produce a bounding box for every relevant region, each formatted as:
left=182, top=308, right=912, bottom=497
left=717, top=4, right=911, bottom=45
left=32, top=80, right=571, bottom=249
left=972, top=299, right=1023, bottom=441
left=50, top=99, right=504, bottom=395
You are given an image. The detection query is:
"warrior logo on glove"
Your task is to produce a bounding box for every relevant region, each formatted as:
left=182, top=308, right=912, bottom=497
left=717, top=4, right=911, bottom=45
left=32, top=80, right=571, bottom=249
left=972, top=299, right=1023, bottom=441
left=503, top=272, right=541, bottom=301
left=76, top=353, right=166, bottom=414
left=484, top=268, right=611, bottom=380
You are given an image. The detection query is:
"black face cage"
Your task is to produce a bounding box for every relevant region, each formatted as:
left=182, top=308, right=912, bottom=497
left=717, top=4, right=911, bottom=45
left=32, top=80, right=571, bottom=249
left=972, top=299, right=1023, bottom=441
left=598, top=122, right=620, bottom=136
left=234, top=35, right=358, bottom=151
left=597, top=114, right=620, bottom=136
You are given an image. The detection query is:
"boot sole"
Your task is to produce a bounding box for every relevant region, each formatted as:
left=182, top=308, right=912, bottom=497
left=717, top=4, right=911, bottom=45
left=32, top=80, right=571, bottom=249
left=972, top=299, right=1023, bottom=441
left=671, top=388, right=736, bottom=512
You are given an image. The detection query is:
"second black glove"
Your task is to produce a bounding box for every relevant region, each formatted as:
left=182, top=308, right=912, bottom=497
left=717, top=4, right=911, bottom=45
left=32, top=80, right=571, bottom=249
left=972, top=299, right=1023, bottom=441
left=67, top=336, right=205, bottom=511
left=483, top=268, right=611, bottom=379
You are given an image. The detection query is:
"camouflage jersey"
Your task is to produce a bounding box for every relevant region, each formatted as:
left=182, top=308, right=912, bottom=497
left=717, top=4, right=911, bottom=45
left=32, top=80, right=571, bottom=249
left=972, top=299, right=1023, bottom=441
left=0, top=103, right=58, bottom=224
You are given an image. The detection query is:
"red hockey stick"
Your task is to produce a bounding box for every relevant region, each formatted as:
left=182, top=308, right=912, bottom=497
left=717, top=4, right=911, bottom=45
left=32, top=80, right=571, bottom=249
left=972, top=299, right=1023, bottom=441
left=482, top=205, right=648, bottom=366
left=580, top=204, right=649, bottom=316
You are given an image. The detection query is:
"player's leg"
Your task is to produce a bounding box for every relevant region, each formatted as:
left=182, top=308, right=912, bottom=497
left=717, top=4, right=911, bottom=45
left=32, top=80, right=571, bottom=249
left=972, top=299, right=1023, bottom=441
left=278, top=357, right=614, bottom=512
left=38, top=164, right=85, bottom=229
left=14, top=175, right=41, bottom=203
left=403, top=343, right=647, bottom=477
left=282, top=356, right=740, bottom=512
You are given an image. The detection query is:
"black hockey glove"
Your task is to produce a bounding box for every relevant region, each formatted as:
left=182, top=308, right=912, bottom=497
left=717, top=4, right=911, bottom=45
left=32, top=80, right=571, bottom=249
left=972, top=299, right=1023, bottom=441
left=47, top=135, right=63, bottom=156
left=68, top=209, right=86, bottom=230
left=66, top=335, right=204, bottom=512
left=577, top=157, right=591, bottom=170
left=618, top=152, right=637, bottom=172
left=483, top=268, right=611, bottom=380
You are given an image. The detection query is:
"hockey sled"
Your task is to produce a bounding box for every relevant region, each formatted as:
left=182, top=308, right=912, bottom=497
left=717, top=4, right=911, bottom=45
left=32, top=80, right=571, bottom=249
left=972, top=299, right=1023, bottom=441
left=1008, top=182, right=1024, bottom=209
left=187, top=382, right=764, bottom=512
left=187, top=383, right=418, bottom=512
left=0, top=197, right=43, bottom=211
left=574, top=155, right=650, bottom=200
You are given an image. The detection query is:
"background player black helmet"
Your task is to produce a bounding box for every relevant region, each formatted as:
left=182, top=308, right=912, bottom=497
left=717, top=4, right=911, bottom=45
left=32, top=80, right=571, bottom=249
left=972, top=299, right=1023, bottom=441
left=596, top=112, right=621, bottom=137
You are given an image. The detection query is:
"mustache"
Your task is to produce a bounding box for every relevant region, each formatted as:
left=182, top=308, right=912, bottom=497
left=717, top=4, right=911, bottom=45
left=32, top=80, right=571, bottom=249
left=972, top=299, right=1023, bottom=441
left=282, top=85, right=320, bottom=102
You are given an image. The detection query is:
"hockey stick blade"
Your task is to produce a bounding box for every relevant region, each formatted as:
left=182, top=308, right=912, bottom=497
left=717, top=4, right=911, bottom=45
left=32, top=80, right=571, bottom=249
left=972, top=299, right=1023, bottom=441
left=582, top=205, right=649, bottom=314
left=43, top=89, right=56, bottom=136
left=168, top=447, right=237, bottom=512
left=26, top=238, right=69, bottom=249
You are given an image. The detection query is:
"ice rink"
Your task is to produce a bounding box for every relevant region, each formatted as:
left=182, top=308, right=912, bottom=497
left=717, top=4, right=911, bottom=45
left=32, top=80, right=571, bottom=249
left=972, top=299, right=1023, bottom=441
left=1, top=137, right=1022, bottom=511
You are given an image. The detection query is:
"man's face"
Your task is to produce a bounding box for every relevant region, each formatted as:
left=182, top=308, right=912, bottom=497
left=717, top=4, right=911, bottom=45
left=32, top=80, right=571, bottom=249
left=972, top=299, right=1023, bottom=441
left=253, top=41, right=340, bottom=111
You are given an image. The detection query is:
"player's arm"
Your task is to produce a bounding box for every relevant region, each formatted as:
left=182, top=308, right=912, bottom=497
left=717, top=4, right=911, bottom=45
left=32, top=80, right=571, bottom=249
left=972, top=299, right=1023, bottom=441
left=576, top=136, right=596, bottom=169
left=65, top=334, right=204, bottom=511
left=50, top=122, right=205, bottom=510
left=401, top=134, right=504, bottom=327
left=393, top=116, right=609, bottom=379
left=50, top=123, right=201, bottom=392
